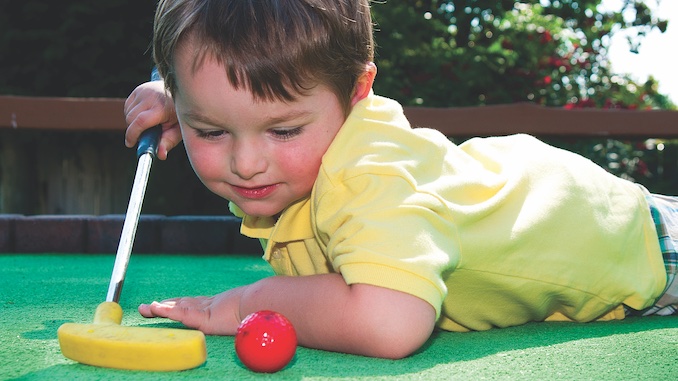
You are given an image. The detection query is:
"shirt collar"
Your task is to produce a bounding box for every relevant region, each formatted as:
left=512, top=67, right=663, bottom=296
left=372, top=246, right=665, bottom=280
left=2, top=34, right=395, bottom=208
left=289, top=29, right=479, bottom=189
left=236, top=196, right=315, bottom=242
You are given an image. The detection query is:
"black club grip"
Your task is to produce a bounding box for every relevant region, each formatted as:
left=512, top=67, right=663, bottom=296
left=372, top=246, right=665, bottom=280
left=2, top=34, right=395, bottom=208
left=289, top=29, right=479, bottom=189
left=136, top=125, right=162, bottom=158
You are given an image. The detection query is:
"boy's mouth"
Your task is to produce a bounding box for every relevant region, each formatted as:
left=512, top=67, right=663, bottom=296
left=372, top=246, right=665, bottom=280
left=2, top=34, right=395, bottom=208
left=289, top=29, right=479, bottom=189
left=231, top=184, right=280, bottom=199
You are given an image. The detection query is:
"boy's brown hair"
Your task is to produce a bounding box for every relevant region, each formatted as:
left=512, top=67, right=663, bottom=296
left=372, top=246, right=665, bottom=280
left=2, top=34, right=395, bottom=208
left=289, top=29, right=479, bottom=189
left=153, top=0, right=374, bottom=114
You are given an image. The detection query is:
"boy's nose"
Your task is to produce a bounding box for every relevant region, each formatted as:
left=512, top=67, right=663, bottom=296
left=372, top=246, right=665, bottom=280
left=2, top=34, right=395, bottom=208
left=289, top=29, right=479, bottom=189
left=230, top=140, right=267, bottom=180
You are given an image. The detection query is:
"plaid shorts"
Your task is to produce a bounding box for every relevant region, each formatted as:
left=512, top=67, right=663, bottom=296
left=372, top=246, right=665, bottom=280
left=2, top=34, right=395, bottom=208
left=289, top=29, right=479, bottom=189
left=625, top=193, right=678, bottom=316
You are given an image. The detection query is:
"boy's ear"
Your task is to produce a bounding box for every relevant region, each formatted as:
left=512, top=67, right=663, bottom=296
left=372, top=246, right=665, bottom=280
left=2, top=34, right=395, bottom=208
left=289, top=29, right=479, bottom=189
left=350, top=62, right=377, bottom=106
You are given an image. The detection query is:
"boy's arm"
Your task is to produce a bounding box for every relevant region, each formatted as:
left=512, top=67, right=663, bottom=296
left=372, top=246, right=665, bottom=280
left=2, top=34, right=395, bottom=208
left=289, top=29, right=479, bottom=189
left=139, top=273, right=436, bottom=359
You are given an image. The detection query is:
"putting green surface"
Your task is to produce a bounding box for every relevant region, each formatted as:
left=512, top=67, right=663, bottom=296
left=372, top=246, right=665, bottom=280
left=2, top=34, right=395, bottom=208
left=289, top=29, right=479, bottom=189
left=1, top=253, right=676, bottom=380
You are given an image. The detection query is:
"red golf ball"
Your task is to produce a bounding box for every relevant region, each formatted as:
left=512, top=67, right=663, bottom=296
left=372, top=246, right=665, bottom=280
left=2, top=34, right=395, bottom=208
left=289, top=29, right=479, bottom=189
left=235, top=310, right=297, bottom=373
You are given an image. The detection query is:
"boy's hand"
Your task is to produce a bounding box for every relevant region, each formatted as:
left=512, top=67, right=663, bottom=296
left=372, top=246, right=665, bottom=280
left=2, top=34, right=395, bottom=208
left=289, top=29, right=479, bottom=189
left=138, top=287, right=246, bottom=336
left=124, top=81, right=181, bottom=160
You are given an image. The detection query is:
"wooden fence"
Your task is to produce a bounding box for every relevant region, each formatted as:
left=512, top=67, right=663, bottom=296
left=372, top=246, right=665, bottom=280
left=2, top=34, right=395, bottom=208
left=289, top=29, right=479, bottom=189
left=2, top=94, right=678, bottom=136
left=1, top=95, right=678, bottom=215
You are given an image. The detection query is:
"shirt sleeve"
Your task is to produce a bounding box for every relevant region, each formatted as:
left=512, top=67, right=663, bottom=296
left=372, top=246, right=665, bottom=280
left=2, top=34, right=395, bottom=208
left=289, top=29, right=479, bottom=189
left=312, top=172, right=459, bottom=318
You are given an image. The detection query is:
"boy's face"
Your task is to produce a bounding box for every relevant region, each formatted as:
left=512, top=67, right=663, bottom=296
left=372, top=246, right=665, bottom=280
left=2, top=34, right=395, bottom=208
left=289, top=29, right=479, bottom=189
left=173, top=44, right=347, bottom=218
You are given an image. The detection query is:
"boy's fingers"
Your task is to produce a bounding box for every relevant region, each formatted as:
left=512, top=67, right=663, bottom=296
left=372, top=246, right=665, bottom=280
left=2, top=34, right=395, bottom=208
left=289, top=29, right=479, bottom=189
left=123, top=82, right=179, bottom=155
left=138, top=301, right=175, bottom=318
left=138, top=295, right=239, bottom=335
left=156, top=124, right=183, bottom=160
left=124, top=122, right=181, bottom=160
left=138, top=303, right=152, bottom=317
left=124, top=105, right=167, bottom=147
left=138, top=299, right=215, bottom=334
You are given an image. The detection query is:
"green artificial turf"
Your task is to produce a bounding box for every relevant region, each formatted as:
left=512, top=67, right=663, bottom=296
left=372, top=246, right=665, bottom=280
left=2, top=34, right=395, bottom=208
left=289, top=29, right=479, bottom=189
left=1, top=254, right=676, bottom=380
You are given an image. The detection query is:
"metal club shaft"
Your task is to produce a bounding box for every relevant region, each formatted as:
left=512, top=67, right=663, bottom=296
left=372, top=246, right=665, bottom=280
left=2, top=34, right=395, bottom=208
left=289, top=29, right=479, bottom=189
left=106, top=125, right=162, bottom=303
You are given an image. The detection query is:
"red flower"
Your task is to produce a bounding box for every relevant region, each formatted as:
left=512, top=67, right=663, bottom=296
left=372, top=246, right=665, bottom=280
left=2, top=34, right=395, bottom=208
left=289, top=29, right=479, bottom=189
left=540, top=31, right=553, bottom=44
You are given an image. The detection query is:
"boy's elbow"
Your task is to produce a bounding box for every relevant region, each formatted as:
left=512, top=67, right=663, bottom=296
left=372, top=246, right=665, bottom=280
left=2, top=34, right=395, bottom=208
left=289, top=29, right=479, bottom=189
left=363, top=326, right=432, bottom=359
left=349, top=285, right=436, bottom=359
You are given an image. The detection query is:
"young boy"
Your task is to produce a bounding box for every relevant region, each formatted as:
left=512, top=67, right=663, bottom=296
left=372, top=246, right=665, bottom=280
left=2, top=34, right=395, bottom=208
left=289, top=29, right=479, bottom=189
left=124, top=0, right=677, bottom=359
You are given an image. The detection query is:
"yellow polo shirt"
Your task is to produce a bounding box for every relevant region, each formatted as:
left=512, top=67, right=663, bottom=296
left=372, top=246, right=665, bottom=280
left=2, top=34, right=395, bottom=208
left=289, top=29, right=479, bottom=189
left=230, top=93, right=666, bottom=332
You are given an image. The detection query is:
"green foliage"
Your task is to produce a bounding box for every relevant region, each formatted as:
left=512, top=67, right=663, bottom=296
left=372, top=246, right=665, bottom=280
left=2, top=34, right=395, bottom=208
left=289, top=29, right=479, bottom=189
left=371, top=0, right=674, bottom=110
left=1, top=0, right=670, bottom=108
left=545, top=137, right=678, bottom=195
left=0, top=0, right=157, bottom=97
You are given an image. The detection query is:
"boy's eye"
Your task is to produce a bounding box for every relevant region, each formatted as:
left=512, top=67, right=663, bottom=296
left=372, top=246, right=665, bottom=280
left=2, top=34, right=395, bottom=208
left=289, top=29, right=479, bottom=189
left=271, top=127, right=303, bottom=140
left=195, top=129, right=226, bottom=140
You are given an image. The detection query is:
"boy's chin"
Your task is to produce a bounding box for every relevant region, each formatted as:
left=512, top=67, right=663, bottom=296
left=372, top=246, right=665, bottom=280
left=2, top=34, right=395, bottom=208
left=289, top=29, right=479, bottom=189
left=235, top=203, right=285, bottom=219
left=231, top=193, right=310, bottom=219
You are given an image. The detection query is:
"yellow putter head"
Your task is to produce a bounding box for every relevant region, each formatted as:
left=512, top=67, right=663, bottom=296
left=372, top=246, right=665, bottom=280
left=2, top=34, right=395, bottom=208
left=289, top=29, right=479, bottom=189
left=58, top=302, right=207, bottom=371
